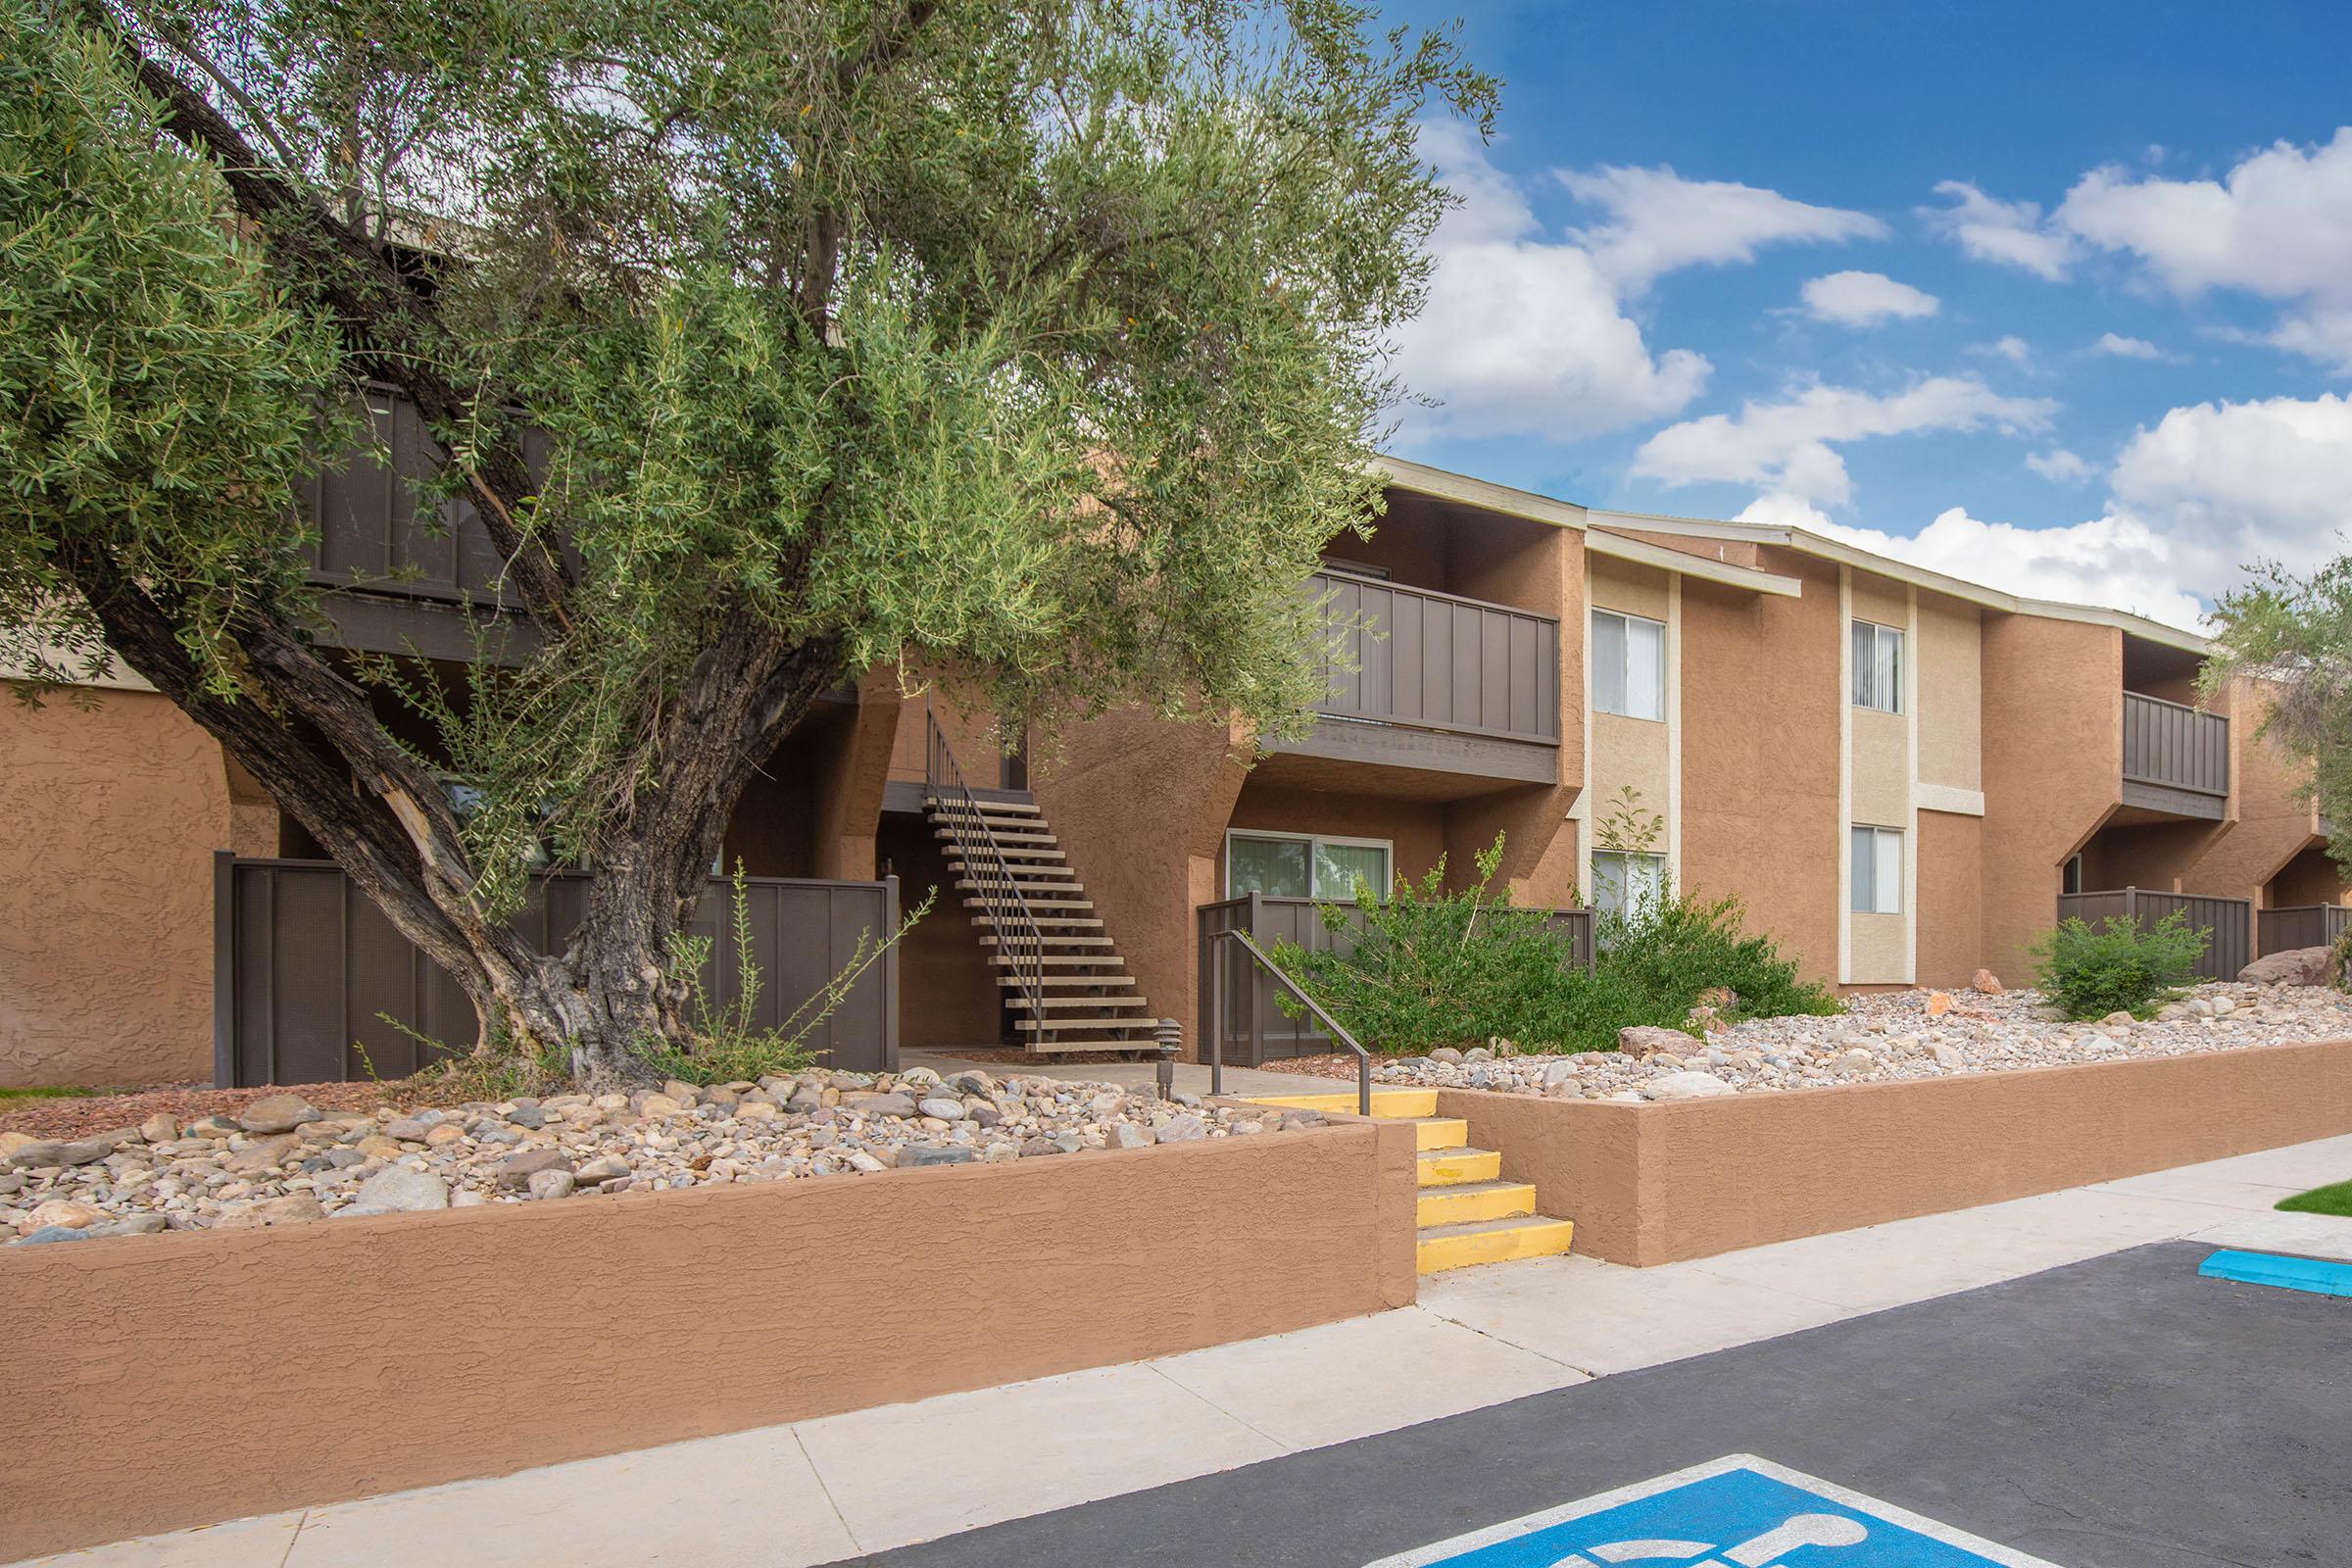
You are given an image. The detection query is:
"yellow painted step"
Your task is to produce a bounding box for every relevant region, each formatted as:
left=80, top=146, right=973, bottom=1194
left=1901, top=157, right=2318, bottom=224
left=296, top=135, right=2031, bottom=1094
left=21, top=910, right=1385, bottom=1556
left=1417, top=1179, right=1537, bottom=1227
left=1417, top=1147, right=1502, bottom=1188
left=1416, top=1215, right=1576, bottom=1274
left=1409, top=1116, right=1469, bottom=1152
left=1241, top=1089, right=1437, bottom=1119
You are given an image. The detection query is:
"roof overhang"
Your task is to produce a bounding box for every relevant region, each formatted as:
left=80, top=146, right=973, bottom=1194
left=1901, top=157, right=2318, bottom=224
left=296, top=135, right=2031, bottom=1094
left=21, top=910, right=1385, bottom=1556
left=1370, top=456, right=1589, bottom=532
left=1585, top=528, right=1803, bottom=598
left=1586, top=509, right=2211, bottom=654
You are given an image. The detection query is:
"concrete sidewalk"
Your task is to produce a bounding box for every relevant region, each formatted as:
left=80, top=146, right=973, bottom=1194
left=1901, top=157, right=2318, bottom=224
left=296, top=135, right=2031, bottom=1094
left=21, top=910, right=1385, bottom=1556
left=20, top=1132, right=2350, bottom=1568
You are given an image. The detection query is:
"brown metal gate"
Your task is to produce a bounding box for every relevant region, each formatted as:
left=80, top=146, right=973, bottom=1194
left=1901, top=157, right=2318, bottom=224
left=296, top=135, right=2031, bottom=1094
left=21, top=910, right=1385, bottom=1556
left=214, top=856, right=900, bottom=1086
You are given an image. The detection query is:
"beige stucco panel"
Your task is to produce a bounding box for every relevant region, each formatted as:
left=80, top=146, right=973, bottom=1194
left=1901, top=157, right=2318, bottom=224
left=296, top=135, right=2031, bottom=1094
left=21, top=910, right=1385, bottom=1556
left=1591, top=711, right=1670, bottom=846
left=1848, top=568, right=1909, bottom=634
left=1847, top=909, right=1907, bottom=984
left=1588, top=555, right=1671, bottom=621
left=1848, top=705, right=1908, bottom=826
left=1917, top=593, right=1983, bottom=794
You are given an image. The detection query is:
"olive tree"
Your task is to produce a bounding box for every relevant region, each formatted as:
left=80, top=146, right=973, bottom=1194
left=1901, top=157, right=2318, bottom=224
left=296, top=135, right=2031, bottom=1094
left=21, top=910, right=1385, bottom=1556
left=1, top=0, right=1491, bottom=1081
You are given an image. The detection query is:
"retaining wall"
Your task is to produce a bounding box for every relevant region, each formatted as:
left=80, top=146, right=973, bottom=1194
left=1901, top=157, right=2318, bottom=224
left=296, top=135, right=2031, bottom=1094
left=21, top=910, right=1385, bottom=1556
left=1, top=1120, right=1418, bottom=1561
left=1443, top=1037, right=2352, bottom=1267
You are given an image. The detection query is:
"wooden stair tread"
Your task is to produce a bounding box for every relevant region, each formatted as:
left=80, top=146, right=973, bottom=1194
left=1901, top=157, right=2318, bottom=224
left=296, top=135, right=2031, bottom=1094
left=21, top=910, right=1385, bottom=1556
left=1017, top=1016, right=1156, bottom=1031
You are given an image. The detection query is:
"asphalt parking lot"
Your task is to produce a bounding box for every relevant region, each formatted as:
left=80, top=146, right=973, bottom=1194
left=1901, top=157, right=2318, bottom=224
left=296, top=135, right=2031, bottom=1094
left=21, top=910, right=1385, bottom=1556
left=826, top=1241, right=2348, bottom=1568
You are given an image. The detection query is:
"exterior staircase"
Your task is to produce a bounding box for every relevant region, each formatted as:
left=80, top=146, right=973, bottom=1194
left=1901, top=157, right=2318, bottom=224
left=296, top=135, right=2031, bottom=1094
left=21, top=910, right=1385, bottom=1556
left=926, top=793, right=1159, bottom=1054
left=1240, top=1087, right=1576, bottom=1274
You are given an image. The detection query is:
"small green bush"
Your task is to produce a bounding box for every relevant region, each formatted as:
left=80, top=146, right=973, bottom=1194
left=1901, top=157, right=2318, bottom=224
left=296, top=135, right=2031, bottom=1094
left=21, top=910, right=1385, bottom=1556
left=1270, top=835, right=1839, bottom=1055
left=2031, top=910, right=2208, bottom=1019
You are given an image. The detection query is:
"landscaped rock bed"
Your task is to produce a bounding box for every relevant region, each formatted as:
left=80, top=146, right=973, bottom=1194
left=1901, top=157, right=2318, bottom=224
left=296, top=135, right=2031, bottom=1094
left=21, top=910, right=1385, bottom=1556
left=0, top=1067, right=1320, bottom=1246
left=1267, top=978, right=2352, bottom=1102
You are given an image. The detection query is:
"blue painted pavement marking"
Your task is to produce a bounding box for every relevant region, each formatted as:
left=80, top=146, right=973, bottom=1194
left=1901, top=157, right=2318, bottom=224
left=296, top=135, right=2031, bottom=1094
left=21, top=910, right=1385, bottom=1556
left=2199, top=1249, right=2352, bottom=1298
left=1366, top=1454, right=2064, bottom=1568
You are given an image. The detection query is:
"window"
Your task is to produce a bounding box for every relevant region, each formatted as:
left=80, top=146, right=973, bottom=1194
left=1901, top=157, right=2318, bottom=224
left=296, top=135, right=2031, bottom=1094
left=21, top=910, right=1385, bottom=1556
left=1592, top=851, right=1668, bottom=921
left=1225, top=831, right=1393, bottom=901
left=1592, top=609, right=1666, bottom=720
left=1852, top=620, right=1903, bottom=712
left=1850, top=826, right=1903, bottom=913
left=2062, top=854, right=2083, bottom=896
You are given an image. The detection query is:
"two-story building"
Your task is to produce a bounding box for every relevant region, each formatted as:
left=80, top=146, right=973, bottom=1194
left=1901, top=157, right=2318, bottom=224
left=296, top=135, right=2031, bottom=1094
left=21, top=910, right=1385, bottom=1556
left=2, top=419, right=2339, bottom=1087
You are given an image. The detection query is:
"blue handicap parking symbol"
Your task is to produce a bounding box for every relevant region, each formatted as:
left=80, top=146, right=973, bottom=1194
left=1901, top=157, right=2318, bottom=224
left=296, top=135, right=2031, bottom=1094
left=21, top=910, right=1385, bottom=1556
left=1366, top=1455, right=2062, bottom=1568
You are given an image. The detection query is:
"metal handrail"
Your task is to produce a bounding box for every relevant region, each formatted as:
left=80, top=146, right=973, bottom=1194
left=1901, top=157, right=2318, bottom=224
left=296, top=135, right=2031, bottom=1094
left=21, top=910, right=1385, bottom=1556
left=1208, top=926, right=1372, bottom=1117
left=923, top=695, right=1047, bottom=1028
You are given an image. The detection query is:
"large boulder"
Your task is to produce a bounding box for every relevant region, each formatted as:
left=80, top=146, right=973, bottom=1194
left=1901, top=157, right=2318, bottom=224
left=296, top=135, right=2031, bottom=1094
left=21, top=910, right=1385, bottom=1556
left=2239, top=946, right=2336, bottom=987
left=1618, top=1026, right=1695, bottom=1059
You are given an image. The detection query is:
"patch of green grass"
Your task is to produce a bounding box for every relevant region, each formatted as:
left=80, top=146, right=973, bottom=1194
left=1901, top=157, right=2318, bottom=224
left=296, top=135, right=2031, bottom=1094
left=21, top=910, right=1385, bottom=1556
left=2277, top=1178, right=2352, bottom=1218
left=0, top=1086, right=96, bottom=1109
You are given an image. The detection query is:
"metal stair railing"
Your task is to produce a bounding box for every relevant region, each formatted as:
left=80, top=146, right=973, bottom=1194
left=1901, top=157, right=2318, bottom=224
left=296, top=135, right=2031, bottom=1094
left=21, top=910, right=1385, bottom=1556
left=924, top=696, right=1049, bottom=1035
left=1207, top=926, right=1372, bottom=1116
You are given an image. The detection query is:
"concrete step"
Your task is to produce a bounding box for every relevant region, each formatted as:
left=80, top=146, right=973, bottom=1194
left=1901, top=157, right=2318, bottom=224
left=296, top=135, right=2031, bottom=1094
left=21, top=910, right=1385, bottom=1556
left=1417, top=1147, right=1502, bottom=1188
left=1407, top=1116, right=1470, bottom=1152
left=1239, top=1088, right=1437, bottom=1120
left=1417, top=1179, right=1537, bottom=1228
left=1416, top=1215, right=1576, bottom=1274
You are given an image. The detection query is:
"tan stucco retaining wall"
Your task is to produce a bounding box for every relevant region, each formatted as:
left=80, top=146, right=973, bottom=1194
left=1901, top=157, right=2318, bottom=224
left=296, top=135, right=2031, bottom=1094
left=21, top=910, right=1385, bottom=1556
left=0, top=690, right=232, bottom=1087
left=0, top=1121, right=1417, bottom=1560
left=1442, top=1037, right=2352, bottom=1267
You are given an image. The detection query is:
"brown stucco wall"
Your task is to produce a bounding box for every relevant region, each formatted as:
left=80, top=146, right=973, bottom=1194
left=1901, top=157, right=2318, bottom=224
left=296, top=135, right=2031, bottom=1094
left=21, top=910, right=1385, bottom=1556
left=0, top=1121, right=1417, bottom=1561
left=2269, top=846, right=2346, bottom=908
left=1031, top=708, right=1251, bottom=1054
left=1443, top=1036, right=2352, bottom=1267
left=2181, top=678, right=2321, bottom=906
left=1675, top=553, right=1844, bottom=985
left=1916, top=809, right=1985, bottom=987
left=1980, top=614, right=2123, bottom=980
left=0, top=689, right=231, bottom=1087
left=876, top=813, right=1004, bottom=1048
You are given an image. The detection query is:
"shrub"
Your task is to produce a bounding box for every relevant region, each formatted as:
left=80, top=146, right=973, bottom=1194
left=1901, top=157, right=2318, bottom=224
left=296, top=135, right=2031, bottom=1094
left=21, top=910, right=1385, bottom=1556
left=638, top=864, right=932, bottom=1085
left=1270, top=835, right=1839, bottom=1055
left=2031, top=910, right=2208, bottom=1019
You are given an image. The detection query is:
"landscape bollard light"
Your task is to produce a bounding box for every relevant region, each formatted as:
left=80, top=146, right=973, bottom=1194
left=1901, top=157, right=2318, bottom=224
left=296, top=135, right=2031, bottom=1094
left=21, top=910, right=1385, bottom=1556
left=1154, top=1018, right=1181, bottom=1099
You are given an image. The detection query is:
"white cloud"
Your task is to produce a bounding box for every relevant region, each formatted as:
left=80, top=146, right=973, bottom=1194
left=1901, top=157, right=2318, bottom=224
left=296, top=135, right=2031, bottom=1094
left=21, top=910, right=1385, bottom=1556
left=1799, top=270, right=1939, bottom=326
left=2091, top=332, right=2166, bottom=360
left=1923, top=180, right=2075, bottom=280
left=1811, top=509, right=2209, bottom=631
left=1937, top=130, right=2352, bottom=369
left=2106, top=393, right=2352, bottom=577
left=1390, top=125, right=1712, bottom=440
left=1632, top=377, right=2055, bottom=507
left=1727, top=391, right=2352, bottom=633
left=2027, top=449, right=2094, bottom=483
left=1559, top=165, right=1886, bottom=290
left=1970, top=335, right=2034, bottom=367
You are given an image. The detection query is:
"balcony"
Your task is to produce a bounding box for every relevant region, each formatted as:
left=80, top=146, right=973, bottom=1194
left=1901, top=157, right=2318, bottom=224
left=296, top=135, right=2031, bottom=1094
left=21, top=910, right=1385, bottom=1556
left=2121, top=691, right=2229, bottom=819
left=1265, top=571, right=1562, bottom=788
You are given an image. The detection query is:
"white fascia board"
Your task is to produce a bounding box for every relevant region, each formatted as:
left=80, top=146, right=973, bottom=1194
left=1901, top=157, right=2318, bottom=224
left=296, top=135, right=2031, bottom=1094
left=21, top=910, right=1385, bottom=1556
left=1585, top=529, right=1803, bottom=598
left=1369, top=455, right=1590, bottom=532
left=1586, top=508, right=2211, bottom=655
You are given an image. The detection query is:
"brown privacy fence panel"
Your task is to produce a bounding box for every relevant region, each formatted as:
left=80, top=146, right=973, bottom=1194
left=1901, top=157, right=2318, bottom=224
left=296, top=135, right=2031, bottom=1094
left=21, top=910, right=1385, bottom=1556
left=2121, top=691, right=2230, bottom=798
left=2257, top=904, right=2352, bottom=956
left=214, top=857, right=899, bottom=1087
left=1196, top=892, right=1592, bottom=1064
left=2056, top=887, right=2251, bottom=982
left=1305, top=571, right=1561, bottom=746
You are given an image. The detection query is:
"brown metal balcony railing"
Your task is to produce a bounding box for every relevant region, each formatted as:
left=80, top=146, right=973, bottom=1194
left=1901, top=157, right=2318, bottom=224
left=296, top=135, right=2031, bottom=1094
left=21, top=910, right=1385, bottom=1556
left=2121, top=691, right=2229, bottom=799
left=1305, top=571, right=1561, bottom=747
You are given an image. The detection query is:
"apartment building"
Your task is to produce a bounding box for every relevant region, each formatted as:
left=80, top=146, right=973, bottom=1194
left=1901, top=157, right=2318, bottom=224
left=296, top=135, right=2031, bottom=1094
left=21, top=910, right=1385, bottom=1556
left=1, top=419, right=2339, bottom=1087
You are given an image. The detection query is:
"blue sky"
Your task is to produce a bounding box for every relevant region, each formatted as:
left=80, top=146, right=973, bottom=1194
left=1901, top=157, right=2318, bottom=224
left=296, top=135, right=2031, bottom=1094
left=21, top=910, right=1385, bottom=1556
left=1371, top=0, right=2352, bottom=628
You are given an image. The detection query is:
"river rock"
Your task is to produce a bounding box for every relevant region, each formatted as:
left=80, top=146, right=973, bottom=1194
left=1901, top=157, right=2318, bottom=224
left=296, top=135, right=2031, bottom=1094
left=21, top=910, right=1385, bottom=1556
left=1642, top=1070, right=1736, bottom=1102
left=526, top=1168, right=577, bottom=1200
left=1618, top=1026, right=1695, bottom=1059
left=237, top=1095, right=321, bottom=1135
left=351, top=1166, right=450, bottom=1212
left=496, top=1148, right=572, bottom=1189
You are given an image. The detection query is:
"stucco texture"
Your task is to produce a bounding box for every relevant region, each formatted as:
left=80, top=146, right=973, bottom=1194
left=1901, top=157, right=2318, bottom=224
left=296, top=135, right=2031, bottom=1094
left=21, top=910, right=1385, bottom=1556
left=0, top=690, right=232, bottom=1087
left=1979, top=614, right=2123, bottom=980
left=2182, top=678, right=2325, bottom=906
left=1674, top=554, right=1844, bottom=987
left=1441, top=1036, right=2352, bottom=1267
left=0, top=1120, right=1417, bottom=1561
